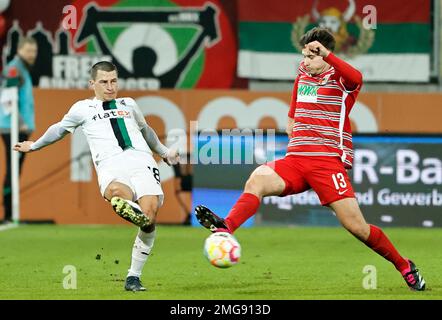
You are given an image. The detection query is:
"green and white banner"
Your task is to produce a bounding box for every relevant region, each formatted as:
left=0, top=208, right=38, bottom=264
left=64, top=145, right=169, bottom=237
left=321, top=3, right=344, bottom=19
left=238, top=0, right=431, bottom=82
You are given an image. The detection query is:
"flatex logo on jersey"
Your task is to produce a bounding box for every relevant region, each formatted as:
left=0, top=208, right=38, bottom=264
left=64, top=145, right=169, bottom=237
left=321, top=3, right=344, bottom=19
left=92, top=110, right=131, bottom=121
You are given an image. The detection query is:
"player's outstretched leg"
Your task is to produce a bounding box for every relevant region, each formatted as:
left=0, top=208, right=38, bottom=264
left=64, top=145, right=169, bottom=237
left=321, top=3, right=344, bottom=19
left=330, top=198, right=426, bottom=291
left=111, top=197, right=150, bottom=229
left=124, top=196, right=158, bottom=292
left=194, top=205, right=230, bottom=233
left=125, top=228, right=156, bottom=292
left=402, top=259, right=426, bottom=291
left=364, top=225, right=426, bottom=291
left=195, top=165, right=285, bottom=233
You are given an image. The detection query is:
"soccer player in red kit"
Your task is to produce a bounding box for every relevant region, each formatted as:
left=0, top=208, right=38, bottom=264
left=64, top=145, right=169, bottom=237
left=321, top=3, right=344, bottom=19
left=195, top=27, right=426, bottom=291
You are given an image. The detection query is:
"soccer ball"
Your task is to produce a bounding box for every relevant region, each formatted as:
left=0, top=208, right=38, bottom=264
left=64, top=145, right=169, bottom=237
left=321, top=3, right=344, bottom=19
left=203, top=232, right=241, bottom=268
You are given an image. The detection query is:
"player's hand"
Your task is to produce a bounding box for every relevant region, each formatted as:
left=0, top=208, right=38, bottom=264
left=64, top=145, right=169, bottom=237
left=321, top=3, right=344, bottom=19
left=305, top=41, right=330, bottom=58
left=13, top=141, right=34, bottom=153
left=163, top=148, right=180, bottom=166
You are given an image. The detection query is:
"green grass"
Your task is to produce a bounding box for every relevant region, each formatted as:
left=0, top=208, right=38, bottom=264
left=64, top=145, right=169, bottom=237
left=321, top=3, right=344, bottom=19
left=0, top=225, right=441, bottom=300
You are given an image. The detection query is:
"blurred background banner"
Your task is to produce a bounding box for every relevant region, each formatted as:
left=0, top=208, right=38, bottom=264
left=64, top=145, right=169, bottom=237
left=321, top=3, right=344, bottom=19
left=0, top=0, right=239, bottom=89
left=0, top=0, right=436, bottom=87
left=0, top=89, right=440, bottom=225
left=238, top=0, right=432, bottom=82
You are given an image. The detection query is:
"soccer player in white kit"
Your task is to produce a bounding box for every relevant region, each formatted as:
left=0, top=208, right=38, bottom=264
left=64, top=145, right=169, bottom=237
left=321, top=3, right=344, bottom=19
left=13, top=61, right=179, bottom=292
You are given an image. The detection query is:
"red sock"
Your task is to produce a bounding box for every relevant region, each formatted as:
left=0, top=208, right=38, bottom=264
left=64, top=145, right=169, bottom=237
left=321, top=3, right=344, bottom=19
left=364, top=224, right=409, bottom=273
left=224, top=193, right=260, bottom=233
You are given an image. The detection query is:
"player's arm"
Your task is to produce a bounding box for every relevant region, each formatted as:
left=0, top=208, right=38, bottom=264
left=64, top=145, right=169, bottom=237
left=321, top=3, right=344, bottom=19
left=140, top=124, right=179, bottom=165
left=132, top=102, right=179, bottom=165
left=14, top=102, right=83, bottom=153
left=286, top=76, right=299, bottom=137
left=13, top=122, right=69, bottom=153
left=140, top=123, right=167, bottom=156
left=306, top=41, right=362, bottom=91
left=323, top=53, right=362, bottom=91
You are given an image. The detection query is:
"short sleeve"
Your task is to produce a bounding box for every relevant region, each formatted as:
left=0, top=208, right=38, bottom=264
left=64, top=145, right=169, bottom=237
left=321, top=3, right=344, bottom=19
left=59, top=101, right=85, bottom=133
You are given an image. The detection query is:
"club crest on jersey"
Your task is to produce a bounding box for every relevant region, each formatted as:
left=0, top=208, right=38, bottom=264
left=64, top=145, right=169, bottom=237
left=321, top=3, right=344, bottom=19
left=297, top=84, right=318, bottom=103
left=92, top=110, right=131, bottom=121
left=319, top=74, right=331, bottom=85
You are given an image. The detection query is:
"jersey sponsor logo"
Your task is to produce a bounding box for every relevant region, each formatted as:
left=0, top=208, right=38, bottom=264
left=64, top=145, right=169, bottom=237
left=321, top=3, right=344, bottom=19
left=297, top=84, right=318, bottom=103
left=92, top=110, right=131, bottom=121
left=338, top=189, right=348, bottom=195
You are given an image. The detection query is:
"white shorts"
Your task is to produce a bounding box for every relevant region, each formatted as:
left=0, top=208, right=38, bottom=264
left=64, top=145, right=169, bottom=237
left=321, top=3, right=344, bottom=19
left=96, top=149, right=164, bottom=206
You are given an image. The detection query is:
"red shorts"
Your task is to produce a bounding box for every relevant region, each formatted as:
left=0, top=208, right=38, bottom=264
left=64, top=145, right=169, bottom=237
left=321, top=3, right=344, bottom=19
left=266, top=155, right=355, bottom=206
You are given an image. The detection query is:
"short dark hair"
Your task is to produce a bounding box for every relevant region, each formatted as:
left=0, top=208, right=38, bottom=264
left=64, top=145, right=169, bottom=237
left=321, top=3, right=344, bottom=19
left=90, top=61, right=118, bottom=80
left=299, top=27, right=336, bottom=52
left=18, top=36, right=37, bottom=49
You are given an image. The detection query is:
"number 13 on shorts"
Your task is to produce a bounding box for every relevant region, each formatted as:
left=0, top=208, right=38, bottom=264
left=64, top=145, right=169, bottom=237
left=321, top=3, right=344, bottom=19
left=331, top=172, right=347, bottom=190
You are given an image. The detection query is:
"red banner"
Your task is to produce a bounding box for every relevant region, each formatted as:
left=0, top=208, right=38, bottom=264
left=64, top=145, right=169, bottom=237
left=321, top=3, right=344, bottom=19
left=238, top=0, right=430, bottom=23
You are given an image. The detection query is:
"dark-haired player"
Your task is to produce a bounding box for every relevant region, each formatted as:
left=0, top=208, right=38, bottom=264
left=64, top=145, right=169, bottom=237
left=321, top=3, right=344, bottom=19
left=195, top=28, right=425, bottom=291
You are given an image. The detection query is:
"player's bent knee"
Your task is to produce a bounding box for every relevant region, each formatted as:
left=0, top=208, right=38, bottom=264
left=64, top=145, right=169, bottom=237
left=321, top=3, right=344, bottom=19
left=109, top=187, right=122, bottom=197
left=244, top=175, right=265, bottom=196
left=105, top=183, right=132, bottom=200
left=138, top=196, right=160, bottom=223
left=253, top=165, right=275, bottom=176
left=244, top=165, right=285, bottom=197
left=141, top=206, right=158, bottom=223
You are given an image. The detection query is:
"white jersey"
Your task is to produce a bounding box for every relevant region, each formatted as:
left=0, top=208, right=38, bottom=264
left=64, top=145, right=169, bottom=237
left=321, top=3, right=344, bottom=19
left=60, top=97, right=153, bottom=164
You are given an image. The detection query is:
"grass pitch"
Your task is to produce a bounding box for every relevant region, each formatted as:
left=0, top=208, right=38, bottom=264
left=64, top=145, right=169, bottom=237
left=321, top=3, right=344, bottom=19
left=0, top=224, right=441, bottom=300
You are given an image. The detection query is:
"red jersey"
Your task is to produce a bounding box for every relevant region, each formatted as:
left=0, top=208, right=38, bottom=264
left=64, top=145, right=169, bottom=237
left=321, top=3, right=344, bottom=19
left=287, top=53, right=362, bottom=169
